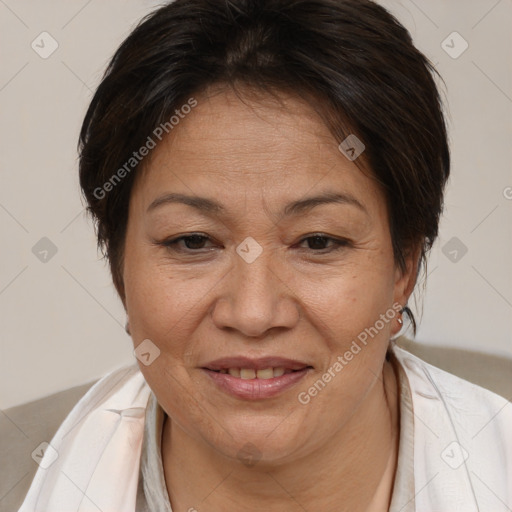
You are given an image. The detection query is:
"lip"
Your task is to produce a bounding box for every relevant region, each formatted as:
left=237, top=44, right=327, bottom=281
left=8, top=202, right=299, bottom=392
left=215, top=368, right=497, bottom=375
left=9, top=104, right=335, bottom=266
left=202, top=367, right=312, bottom=401
left=202, top=356, right=311, bottom=372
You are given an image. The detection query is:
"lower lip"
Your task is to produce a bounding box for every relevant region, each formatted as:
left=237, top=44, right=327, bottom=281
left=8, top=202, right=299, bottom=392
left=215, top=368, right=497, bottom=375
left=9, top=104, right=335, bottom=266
left=202, top=368, right=311, bottom=400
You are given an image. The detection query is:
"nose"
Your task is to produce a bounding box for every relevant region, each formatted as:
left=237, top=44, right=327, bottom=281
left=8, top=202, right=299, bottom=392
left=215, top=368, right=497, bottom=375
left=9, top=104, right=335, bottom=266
left=210, top=246, right=300, bottom=338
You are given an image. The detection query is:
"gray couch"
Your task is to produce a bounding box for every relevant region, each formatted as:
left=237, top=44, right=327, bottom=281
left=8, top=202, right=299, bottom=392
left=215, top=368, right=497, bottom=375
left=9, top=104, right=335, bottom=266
left=1, top=335, right=511, bottom=511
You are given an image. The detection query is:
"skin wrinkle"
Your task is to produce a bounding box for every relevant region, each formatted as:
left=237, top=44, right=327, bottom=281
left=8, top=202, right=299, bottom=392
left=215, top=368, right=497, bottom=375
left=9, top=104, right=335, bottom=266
left=123, top=87, right=419, bottom=512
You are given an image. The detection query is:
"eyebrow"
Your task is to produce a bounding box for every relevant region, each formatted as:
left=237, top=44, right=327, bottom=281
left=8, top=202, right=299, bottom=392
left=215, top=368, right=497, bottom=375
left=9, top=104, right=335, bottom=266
left=147, top=191, right=368, bottom=218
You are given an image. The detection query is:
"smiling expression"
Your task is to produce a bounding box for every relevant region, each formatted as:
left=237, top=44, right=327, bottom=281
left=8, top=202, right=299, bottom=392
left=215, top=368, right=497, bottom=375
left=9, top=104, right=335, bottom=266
left=122, top=84, right=415, bottom=464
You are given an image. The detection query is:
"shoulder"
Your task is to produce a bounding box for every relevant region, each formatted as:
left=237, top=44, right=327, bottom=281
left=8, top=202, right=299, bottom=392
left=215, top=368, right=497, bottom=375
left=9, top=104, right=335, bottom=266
left=0, top=364, right=142, bottom=512
left=0, top=380, right=97, bottom=511
left=394, top=334, right=512, bottom=399
left=392, top=337, right=511, bottom=423
left=392, top=339, right=512, bottom=509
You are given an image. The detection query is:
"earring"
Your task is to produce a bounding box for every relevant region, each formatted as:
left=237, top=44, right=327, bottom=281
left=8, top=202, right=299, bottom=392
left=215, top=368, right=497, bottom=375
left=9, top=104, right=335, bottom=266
left=125, top=320, right=131, bottom=335
left=395, top=308, right=404, bottom=336
left=390, top=307, right=405, bottom=343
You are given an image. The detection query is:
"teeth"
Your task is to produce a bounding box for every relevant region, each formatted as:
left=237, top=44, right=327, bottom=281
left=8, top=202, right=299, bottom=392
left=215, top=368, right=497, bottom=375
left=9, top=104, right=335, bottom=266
left=240, top=368, right=256, bottom=379
left=217, top=367, right=293, bottom=379
left=256, top=368, right=274, bottom=379
left=273, top=367, right=285, bottom=377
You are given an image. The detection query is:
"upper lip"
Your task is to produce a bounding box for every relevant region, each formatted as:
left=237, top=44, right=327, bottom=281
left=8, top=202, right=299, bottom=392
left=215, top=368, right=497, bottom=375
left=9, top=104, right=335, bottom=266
left=202, top=357, right=312, bottom=371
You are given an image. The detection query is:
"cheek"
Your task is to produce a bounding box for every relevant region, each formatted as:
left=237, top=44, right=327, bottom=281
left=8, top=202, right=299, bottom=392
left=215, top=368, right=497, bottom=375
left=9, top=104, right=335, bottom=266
left=125, top=266, right=204, bottom=352
left=125, top=241, right=396, bottom=354
left=299, top=255, right=395, bottom=347
left=124, top=259, right=218, bottom=440
left=293, top=270, right=396, bottom=437
left=123, top=221, right=211, bottom=343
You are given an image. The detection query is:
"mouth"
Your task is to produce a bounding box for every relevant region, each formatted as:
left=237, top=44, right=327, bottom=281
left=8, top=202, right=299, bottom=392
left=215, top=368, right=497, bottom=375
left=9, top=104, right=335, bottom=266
left=200, top=357, right=313, bottom=400
left=206, top=367, right=310, bottom=379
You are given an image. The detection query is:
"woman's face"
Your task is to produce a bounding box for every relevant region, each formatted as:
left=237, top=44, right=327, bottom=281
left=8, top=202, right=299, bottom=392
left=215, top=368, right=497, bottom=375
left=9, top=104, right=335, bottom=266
left=123, top=86, right=416, bottom=464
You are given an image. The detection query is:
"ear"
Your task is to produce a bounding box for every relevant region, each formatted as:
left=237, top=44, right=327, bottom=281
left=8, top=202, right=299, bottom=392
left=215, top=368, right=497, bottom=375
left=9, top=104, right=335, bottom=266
left=392, top=242, right=422, bottom=313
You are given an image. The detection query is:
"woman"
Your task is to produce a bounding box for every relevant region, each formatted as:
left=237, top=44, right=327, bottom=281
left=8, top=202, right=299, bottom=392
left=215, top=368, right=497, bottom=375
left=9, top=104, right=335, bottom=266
left=18, top=0, right=512, bottom=511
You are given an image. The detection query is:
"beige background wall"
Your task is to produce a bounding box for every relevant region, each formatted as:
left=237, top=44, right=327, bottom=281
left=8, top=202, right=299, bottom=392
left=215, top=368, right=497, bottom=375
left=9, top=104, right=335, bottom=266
left=1, top=0, right=511, bottom=409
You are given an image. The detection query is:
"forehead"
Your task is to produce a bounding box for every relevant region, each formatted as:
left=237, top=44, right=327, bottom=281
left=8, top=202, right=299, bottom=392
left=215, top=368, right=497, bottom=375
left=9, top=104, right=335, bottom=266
left=133, top=86, right=383, bottom=215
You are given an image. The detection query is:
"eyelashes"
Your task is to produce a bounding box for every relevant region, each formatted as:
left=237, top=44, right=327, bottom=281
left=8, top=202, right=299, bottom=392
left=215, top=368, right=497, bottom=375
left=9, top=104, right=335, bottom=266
left=299, top=234, right=349, bottom=251
left=163, top=234, right=212, bottom=251
left=158, top=233, right=350, bottom=254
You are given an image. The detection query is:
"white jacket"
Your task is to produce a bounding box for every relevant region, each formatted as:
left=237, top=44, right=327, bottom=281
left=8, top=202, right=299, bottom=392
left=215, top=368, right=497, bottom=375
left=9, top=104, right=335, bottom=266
left=18, top=345, right=512, bottom=512
left=393, top=345, right=512, bottom=511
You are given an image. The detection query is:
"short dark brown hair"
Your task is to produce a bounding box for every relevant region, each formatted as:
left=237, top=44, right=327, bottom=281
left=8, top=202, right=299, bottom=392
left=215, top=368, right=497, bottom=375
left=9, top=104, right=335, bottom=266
left=78, top=0, right=450, bottom=334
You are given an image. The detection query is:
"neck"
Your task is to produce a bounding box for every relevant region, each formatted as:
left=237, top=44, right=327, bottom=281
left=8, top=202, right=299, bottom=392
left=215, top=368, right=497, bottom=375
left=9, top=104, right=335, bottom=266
left=161, top=359, right=400, bottom=512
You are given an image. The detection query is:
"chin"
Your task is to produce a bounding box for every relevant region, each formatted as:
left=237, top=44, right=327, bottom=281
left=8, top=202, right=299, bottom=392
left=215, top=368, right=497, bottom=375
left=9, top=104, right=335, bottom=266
left=201, top=416, right=309, bottom=466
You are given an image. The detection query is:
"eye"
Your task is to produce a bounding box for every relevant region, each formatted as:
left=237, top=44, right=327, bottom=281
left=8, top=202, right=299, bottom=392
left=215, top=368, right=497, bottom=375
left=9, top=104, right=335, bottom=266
left=157, top=233, right=349, bottom=255
left=297, top=234, right=349, bottom=252
left=161, top=233, right=216, bottom=252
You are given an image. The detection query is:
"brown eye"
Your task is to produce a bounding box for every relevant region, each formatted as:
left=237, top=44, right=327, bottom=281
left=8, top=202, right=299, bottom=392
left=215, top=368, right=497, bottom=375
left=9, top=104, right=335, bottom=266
left=162, top=234, right=215, bottom=252
left=298, top=234, right=349, bottom=252
left=180, top=235, right=209, bottom=250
